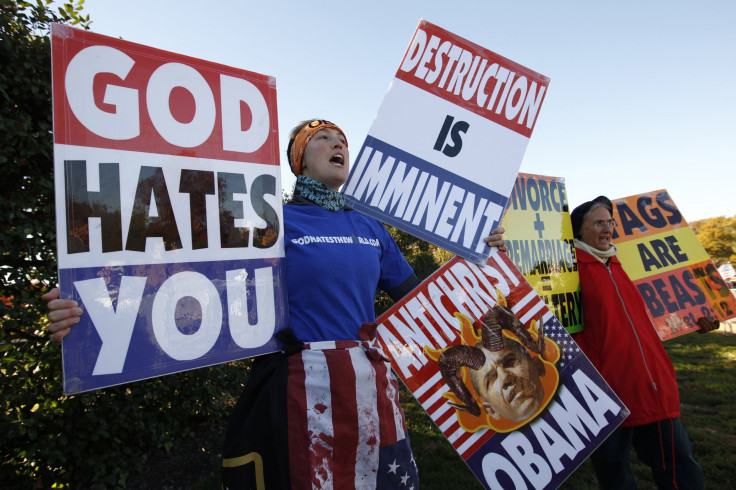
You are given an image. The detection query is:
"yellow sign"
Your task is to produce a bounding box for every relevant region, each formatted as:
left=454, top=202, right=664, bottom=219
left=502, top=173, right=583, bottom=333
left=612, top=190, right=736, bottom=339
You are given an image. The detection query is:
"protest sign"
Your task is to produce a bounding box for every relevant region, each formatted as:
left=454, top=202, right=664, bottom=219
left=611, top=190, right=736, bottom=340
left=718, top=263, right=735, bottom=282
left=502, top=173, right=583, bottom=333
left=376, top=249, right=628, bottom=489
left=51, top=24, right=286, bottom=394
left=342, top=20, right=550, bottom=263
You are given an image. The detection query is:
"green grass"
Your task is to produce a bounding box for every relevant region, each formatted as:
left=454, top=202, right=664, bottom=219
left=401, top=330, right=736, bottom=490
left=186, top=330, right=735, bottom=489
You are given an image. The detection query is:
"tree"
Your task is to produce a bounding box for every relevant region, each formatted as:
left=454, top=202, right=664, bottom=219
left=1, top=3, right=251, bottom=487
left=1, top=2, right=92, bottom=483
left=0, top=2, right=463, bottom=485
left=374, top=226, right=454, bottom=315
left=691, top=216, right=736, bottom=266
left=1, top=0, right=90, bottom=335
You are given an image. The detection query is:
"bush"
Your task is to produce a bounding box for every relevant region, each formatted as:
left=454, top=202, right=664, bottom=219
left=0, top=2, right=251, bottom=487
left=0, top=3, right=456, bottom=487
left=2, top=351, right=250, bottom=488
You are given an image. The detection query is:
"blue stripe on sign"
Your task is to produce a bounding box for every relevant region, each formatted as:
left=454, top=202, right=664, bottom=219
left=344, top=136, right=508, bottom=263
left=60, top=256, right=286, bottom=394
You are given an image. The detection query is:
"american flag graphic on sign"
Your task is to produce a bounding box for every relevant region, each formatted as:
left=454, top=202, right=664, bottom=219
left=718, top=262, right=735, bottom=281
left=375, top=249, right=625, bottom=489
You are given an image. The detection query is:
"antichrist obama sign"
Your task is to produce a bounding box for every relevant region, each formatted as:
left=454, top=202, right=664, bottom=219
left=375, top=249, right=628, bottom=489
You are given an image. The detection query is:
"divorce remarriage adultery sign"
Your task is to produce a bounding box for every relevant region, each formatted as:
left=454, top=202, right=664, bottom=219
left=502, top=174, right=583, bottom=334
left=343, top=20, right=550, bottom=263
left=51, top=24, right=286, bottom=394
left=375, top=250, right=627, bottom=489
left=611, top=190, right=736, bottom=340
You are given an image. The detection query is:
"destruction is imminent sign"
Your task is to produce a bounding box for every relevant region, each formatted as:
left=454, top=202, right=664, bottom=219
left=343, top=20, right=550, bottom=263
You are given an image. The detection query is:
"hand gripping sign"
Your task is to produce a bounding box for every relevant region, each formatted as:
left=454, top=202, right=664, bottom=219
left=343, top=20, right=550, bottom=264
left=610, top=190, right=736, bottom=340
left=51, top=25, right=286, bottom=394
left=501, top=174, right=584, bottom=334
left=375, top=249, right=628, bottom=489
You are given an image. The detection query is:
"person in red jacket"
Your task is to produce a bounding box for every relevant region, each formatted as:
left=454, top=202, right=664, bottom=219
left=570, top=195, right=717, bottom=490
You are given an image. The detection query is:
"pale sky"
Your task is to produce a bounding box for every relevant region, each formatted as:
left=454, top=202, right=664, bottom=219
left=76, top=0, right=735, bottom=222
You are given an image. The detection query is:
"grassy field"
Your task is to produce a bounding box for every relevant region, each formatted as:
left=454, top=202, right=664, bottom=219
left=175, top=329, right=735, bottom=489
left=403, top=329, right=736, bottom=490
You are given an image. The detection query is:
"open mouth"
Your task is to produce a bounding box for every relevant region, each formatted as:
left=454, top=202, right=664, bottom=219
left=504, top=377, right=531, bottom=404
left=330, top=154, right=344, bottom=166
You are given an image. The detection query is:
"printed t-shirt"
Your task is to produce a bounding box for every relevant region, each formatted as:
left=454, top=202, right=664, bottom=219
left=284, top=204, right=414, bottom=342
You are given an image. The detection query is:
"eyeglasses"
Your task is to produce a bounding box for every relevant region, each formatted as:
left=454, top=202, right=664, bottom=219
left=592, top=219, right=617, bottom=231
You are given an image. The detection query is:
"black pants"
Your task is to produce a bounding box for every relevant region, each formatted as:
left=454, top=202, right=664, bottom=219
left=222, top=330, right=304, bottom=490
left=590, top=418, right=704, bottom=490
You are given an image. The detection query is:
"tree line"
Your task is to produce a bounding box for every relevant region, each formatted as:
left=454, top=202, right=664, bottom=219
left=691, top=216, right=736, bottom=267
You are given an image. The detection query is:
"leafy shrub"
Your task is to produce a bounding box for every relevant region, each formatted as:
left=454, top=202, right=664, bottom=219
left=0, top=2, right=253, bottom=487
left=2, top=347, right=250, bottom=488
left=0, top=2, right=457, bottom=487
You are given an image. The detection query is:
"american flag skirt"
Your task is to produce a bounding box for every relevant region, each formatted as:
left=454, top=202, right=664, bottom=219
left=287, top=334, right=419, bottom=490
left=222, top=326, right=419, bottom=490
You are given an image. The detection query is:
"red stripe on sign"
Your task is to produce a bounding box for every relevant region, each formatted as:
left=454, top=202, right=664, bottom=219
left=432, top=404, right=455, bottom=428
left=460, top=431, right=494, bottom=459
left=52, top=24, right=278, bottom=164
left=395, top=20, right=549, bottom=138
left=453, top=429, right=473, bottom=451
left=419, top=380, right=451, bottom=413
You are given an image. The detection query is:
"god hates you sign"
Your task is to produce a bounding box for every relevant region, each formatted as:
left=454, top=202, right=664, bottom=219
left=343, top=20, right=549, bottom=263
left=611, top=190, right=736, bottom=340
left=376, top=249, right=627, bottom=489
left=51, top=25, right=286, bottom=394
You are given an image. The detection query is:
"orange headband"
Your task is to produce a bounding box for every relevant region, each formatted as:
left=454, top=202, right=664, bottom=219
left=289, top=120, right=347, bottom=176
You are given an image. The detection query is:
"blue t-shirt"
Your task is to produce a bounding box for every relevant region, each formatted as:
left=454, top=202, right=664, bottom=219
left=284, top=204, right=414, bottom=342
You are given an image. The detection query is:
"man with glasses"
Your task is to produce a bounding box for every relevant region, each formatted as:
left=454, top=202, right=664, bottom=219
left=570, top=196, right=715, bottom=490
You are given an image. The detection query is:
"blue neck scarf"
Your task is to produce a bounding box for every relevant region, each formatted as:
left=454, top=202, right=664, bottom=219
left=294, top=175, right=346, bottom=211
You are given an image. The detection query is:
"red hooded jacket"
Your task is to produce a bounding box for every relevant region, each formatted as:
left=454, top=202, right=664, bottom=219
left=572, top=248, right=681, bottom=426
